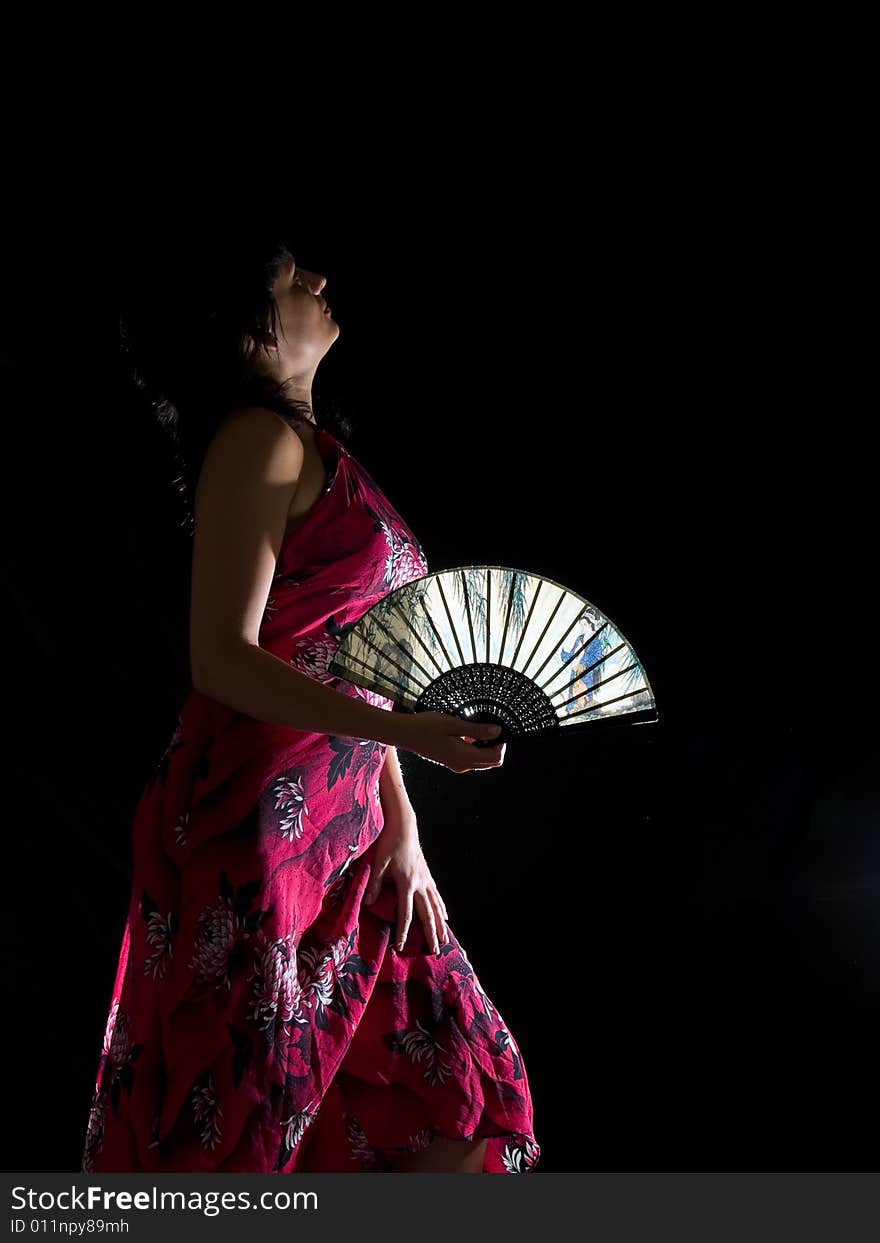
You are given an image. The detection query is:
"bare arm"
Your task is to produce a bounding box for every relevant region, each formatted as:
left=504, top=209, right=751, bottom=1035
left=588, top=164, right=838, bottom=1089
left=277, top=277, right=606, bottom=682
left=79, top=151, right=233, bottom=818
left=188, top=406, right=412, bottom=748
left=378, top=745, right=415, bottom=821
left=195, top=642, right=414, bottom=746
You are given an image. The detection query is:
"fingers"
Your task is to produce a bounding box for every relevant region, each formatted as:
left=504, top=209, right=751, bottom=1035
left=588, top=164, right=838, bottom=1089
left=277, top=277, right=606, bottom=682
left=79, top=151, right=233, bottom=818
left=393, top=884, right=450, bottom=956
left=414, top=890, right=440, bottom=955
left=427, top=886, right=449, bottom=945
left=483, top=742, right=506, bottom=766
left=466, top=722, right=504, bottom=742
left=430, top=883, right=449, bottom=924
left=395, top=887, right=414, bottom=953
left=453, top=741, right=506, bottom=772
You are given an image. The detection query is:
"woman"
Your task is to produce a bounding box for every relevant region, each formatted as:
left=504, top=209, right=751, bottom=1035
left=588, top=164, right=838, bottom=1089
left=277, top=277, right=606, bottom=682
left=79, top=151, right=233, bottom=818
left=81, top=231, right=540, bottom=1174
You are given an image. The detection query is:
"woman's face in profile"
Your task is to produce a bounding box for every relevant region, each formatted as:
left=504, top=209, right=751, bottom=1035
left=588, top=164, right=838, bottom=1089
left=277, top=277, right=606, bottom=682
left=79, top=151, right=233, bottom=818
left=267, top=254, right=339, bottom=367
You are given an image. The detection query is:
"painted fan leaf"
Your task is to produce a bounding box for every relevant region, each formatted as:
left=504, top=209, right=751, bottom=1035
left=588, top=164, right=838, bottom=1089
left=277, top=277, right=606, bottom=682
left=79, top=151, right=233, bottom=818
left=327, top=565, right=658, bottom=740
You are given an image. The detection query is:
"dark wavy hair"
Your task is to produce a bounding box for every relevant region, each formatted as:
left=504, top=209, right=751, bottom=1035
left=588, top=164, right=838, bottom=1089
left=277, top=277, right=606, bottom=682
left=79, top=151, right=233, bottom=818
left=116, top=225, right=353, bottom=537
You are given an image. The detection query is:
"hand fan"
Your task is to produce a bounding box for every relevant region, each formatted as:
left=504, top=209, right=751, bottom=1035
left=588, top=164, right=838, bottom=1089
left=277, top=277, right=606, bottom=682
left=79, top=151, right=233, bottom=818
left=327, top=565, right=659, bottom=747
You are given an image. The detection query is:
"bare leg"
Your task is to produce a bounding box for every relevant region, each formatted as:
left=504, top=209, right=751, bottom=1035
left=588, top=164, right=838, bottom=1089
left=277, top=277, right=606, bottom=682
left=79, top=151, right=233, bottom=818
left=390, top=1135, right=488, bottom=1173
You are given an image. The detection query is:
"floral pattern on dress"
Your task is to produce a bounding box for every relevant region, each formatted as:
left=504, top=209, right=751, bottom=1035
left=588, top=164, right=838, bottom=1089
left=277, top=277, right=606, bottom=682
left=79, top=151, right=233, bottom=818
left=81, top=426, right=539, bottom=1174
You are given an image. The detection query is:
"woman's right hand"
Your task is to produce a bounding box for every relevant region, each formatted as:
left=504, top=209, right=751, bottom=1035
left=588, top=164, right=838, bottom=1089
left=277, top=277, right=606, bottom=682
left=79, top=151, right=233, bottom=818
left=395, top=711, right=507, bottom=773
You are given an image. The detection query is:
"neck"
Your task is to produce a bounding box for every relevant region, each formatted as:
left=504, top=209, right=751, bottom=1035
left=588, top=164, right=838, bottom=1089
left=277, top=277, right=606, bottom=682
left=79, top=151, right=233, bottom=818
left=265, top=382, right=313, bottom=425
left=275, top=372, right=316, bottom=422
left=253, top=352, right=318, bottom=422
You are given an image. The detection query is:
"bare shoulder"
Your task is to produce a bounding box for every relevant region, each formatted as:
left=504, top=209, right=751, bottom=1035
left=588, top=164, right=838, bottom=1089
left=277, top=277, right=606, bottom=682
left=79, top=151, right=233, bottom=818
left=190, top=408, right=308, bottom=680
left=192, top=405, right=309, bottom=564
left=202, top=405, right=306, bottom=481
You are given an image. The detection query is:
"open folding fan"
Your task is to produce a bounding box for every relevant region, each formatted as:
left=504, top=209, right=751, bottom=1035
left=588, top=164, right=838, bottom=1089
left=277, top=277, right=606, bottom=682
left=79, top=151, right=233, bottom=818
left=327, top=566, right=658, bottom=747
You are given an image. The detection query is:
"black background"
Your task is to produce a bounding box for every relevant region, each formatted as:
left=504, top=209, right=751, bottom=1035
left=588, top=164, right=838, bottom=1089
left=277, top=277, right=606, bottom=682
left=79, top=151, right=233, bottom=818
left=0, top=161, right=873, bottom=1174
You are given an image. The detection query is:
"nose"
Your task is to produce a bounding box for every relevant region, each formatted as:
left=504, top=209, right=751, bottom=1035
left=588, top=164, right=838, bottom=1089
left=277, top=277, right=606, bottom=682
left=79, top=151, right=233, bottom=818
left=298, top=268, right=327, bottom=295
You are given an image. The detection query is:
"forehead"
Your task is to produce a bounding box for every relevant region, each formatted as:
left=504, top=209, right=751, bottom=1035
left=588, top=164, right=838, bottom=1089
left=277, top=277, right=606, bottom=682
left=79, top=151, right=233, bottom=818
left=273, top=254, right=296, bottom=289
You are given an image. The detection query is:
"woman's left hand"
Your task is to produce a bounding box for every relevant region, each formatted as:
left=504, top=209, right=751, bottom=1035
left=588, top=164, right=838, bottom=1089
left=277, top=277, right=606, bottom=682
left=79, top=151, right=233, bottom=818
left=363, top=813, right=450, bottom=955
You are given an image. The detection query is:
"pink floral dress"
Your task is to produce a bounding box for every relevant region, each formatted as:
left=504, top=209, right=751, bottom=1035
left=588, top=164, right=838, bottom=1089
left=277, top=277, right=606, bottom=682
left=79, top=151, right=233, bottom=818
left=81, top=425, right=541, bottom=1174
